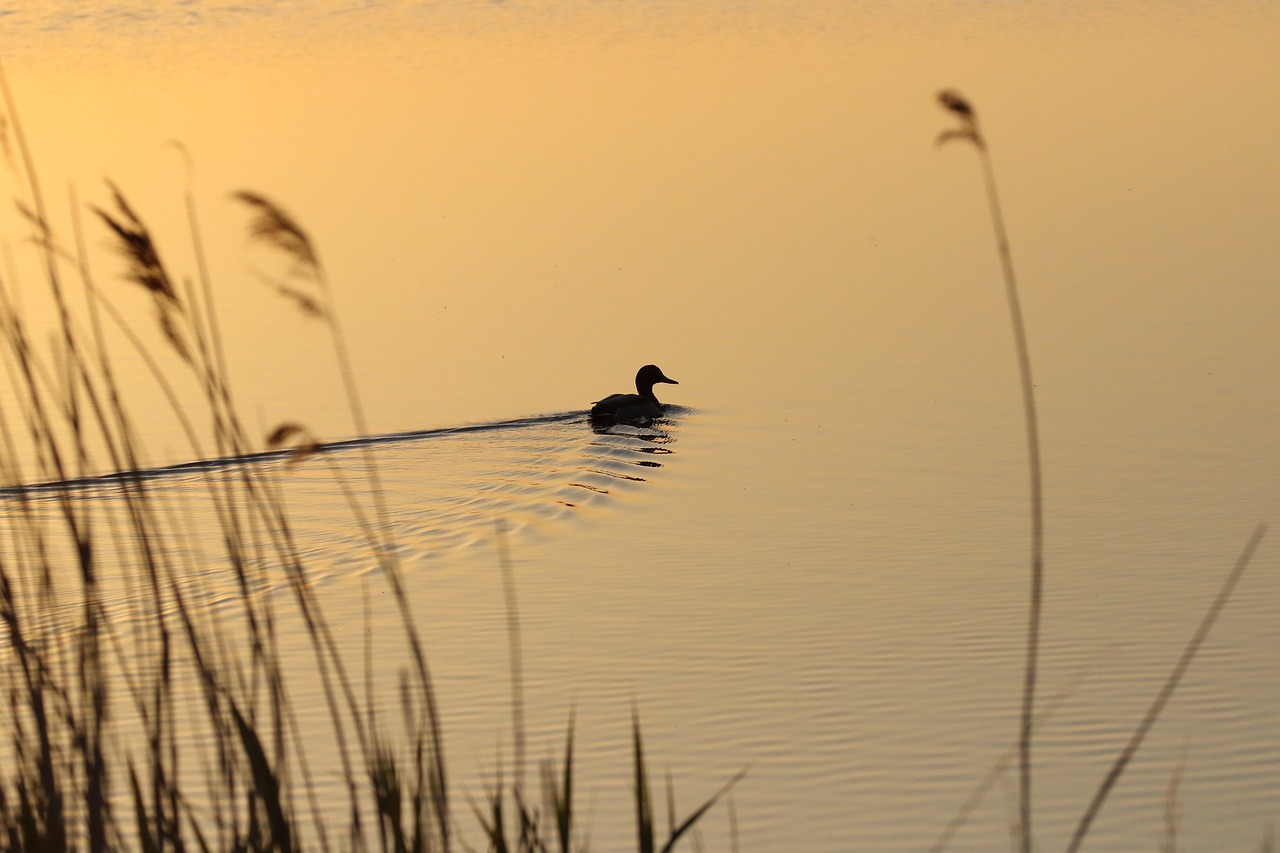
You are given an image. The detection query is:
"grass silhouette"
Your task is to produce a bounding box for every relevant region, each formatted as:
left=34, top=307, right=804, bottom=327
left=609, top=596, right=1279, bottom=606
left=936, top=89, right=1266, bottom=852
left=0, top=54, right=1263, bottom=852
left=0, top=63, right=739, bottom=852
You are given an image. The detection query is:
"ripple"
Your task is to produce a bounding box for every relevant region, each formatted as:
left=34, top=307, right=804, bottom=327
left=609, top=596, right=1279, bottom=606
left=0, top=408, right=688, bottom=599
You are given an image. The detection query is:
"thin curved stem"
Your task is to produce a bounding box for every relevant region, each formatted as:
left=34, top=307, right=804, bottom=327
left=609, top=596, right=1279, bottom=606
left=975, top=142, right=1044, bottom=853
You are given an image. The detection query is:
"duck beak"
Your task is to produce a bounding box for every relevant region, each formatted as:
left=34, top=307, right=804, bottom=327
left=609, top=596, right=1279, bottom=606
left=663, top=376, right=679, bottom=385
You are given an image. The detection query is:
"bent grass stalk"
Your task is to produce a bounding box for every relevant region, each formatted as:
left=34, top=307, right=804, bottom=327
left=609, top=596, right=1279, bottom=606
left=936, top=88, right=1044, bottom=853
left=1065, top=524, right=1266, bottom=852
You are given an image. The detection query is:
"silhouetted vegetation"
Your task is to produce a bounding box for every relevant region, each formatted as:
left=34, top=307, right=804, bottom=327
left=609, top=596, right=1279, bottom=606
left=0, top=54, right=1263, bottom=853
left=0, top=66, right=739, bottom=852
left=934, top=89, right=1266, bottom=852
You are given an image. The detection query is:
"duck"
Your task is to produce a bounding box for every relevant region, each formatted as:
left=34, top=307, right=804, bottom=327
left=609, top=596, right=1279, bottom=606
left=590, top=364, right=679, bottom=423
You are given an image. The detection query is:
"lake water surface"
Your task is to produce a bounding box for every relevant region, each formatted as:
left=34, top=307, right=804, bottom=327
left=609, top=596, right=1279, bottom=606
left=2, top=1, right=1277, bottom=850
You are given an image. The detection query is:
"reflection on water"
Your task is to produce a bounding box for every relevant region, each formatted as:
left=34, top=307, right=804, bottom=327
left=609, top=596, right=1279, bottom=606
left=1, top=0, right=1277, bottom=851
left=2, top=407, right=686, bottom=583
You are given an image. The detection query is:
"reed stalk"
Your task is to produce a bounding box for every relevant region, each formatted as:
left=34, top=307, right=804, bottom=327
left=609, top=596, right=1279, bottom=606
left=936, top=88, right=1043, bottom=853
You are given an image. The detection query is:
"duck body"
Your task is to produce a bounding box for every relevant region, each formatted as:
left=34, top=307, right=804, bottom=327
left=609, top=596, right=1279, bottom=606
left=590, top=364, right=679, bottom=424
left=591, top=393, right=663, bottom=423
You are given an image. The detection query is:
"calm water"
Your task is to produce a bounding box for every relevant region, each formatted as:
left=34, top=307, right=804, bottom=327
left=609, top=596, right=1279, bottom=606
left=2, top=1, right=1278, bottom=850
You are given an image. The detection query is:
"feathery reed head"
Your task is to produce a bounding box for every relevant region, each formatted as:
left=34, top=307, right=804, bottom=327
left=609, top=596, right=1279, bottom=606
left=268, top=279, right=326, bottom=319
left=233, top=190, right=328, bottom=318
left=936, top=89, right=984, bottom=149
left=233, top=190, right=321, bottom=277
left=94, top=181, right=191, bottom=361
left=266, top=421, right=322, bottom=464
left=94, top=181, right=177, bottom=302
left=937, top=89, right=973, bottom=118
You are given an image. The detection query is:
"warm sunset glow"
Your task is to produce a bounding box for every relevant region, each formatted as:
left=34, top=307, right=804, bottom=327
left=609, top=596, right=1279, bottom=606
left=1, top=2, right=1276, bottom=850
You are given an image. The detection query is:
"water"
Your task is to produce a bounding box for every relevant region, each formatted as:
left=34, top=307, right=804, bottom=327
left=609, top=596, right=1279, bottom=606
left=1, top=1, right=1278, bottom=850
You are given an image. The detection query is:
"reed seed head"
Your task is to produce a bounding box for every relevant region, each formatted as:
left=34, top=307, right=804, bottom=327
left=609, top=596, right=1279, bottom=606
left=94, top=181, right=192, bottom=361
left=936, top=88, right=984, bottom=149
left=94, top=181, right=178, bottom=302
left=266, top=421, right=322, bottom=464
left=233, top=190, right=321, bottom=277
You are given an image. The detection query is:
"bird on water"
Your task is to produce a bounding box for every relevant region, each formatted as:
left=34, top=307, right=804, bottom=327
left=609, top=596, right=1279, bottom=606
left=590, top=364, right=679, bottom=424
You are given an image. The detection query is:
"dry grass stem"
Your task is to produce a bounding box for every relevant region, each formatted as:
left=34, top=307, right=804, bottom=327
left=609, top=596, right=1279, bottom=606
left=937, top=88, right=1044, bottom=853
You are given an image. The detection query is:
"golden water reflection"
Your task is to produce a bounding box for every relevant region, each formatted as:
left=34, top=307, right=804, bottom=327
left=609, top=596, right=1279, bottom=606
left=1, top=1, right=1277, bottom=850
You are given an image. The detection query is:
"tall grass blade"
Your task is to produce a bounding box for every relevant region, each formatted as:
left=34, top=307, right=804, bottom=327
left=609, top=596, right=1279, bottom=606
left=231, top=700, right=295, bottom=852
left=546, top=713, right=575, bottom=853
left=657, top=766, right=748, bottom=853
left=630, top=709, right=745, bottom=853
left=1065, top=524, right=1266, bottom=853
left=634, top=713, right=654, bottom=853
left=129, top=763, right=161, bottom=853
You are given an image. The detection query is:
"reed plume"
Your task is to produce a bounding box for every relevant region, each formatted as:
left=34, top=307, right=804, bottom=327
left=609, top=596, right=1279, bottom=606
left=233, top=190, right=327, bottom=319
left=265, top=421, right=323, bottom=464
left=94, top=183, right=190, bottom=363
left=233, top=190, right=321, bottom=276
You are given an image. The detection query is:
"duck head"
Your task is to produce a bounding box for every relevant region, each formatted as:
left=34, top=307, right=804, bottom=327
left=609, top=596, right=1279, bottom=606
left=635, top=364, right=678, bottom=400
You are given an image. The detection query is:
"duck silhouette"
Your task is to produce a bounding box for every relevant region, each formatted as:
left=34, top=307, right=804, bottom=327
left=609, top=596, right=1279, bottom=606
left=590, top=364, right=679, bottom=424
